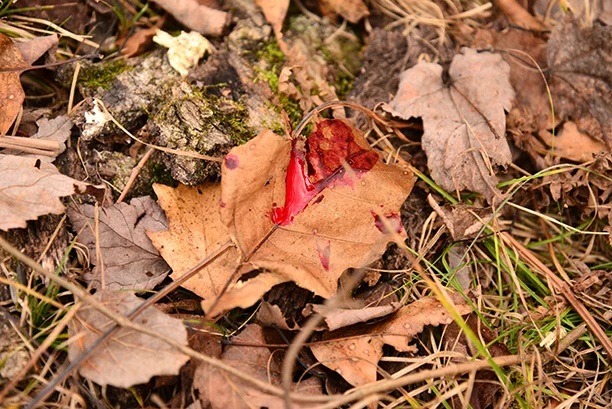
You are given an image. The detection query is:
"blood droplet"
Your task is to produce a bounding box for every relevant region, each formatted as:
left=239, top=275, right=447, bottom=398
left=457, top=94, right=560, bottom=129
left=372, top=211, right=403, bottom=234
left=224, top=154, right=239, bottom=170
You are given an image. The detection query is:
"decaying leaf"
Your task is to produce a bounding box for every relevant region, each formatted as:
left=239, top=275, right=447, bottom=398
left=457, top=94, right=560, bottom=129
left=384, top=48, right=514, bottom=203
left=547, top=19, right=612, bottom=149
left=0, top=33, right=26, bottom=135
left=427, top=195, right=494, bottom=241
left=303, top=301, right=402, bottom=331
left=318, top=0, right=369, bottom=23
left=2, top=116, right=72, bottom=162
left=67, top=197, right=170, bottom=290
left=310, top=294, right=473, bottom=386
left=150, top=0, right=229, bottom=36
left=68, top=290, right=189, bottom=388
left=14, top=34, right=58, bottom=66
left=256, top=0, right=289, bottom=41
left=147, top=183, right=241, bottom=299
left=194, top=324, right=322, bottom=409
left=218, top=120, right=413, bottom=306
left=539, top=121, right=607, bottom=162
left=0, top=155, right=87, bottom=231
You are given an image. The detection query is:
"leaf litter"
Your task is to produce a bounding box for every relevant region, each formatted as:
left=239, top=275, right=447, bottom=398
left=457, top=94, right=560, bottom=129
left=1, top=1, right=612, bottom=408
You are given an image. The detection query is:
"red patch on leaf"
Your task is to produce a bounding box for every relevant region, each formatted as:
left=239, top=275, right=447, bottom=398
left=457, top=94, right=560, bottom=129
left=271, top=120, right=380, bottom=226
left=372, top=212, right=403, bottom=234
left=307, top=120, right=379, bottom=184
left=224, top=154, right=239, bottom=170
left=316, top=240, right=331, bottom=271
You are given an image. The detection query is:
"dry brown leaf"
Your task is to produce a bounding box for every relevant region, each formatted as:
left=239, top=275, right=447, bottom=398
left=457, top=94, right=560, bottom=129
left=121, top=26, right=159, bottom=58
left=318, top=0, right=369, bottom=23
left=496, top=0, right=546, bottom=31
left=67, top=197, right=170, bottom=290
left=194, top=324, right=321, bottom=409
left=256, top=0, right=289, bottom=41
left=147, top=183, right=241, bottom=300
left=0, top=33, right=26, bottom=135
left=539, top=121, right=607, bottom=162
left=303, top=302, right=401, bottom=331
left=0, top=155, right=87, bottom=231
left=150, top=0, right=228, bottom=36
left=68, top=290, right=189, bottom=388
left=547, top=19, right=612, bottom=149
left=218, top=120, right=413, bottom=305
left=2, top=116, right=72, bottom=162
left=14, top=34, right=58, bottom=66
left=427, top=195, right=494, bottom=241
left=311, top=294, right=473, bottom=386
left=385, top=48, right=514, bottom=203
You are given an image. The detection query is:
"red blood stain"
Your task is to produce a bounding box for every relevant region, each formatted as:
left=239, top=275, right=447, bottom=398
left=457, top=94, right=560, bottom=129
left=224, top=154, right=239, bottom=170
left=316, top=240, right=331, bottom=271
left=271, top=120, right=379, bottom=226
left=372, top=211, right=403, bottom=234
left=219, top=200, right=226, bottom=208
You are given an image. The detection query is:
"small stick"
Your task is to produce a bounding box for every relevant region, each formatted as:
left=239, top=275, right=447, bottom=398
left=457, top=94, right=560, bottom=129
left=0, top=135, right=60, bottom=151
left=116, top=146, right=155, bottom=203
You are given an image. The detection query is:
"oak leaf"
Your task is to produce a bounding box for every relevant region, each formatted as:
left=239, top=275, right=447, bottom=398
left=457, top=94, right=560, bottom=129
left=310, top=294, right=473, bottom=386
left=384, top=48, right=514, bottom=203
left=68, top=290, right=189, bottom=388
left=2, top=116, right=72, bottom=162
left=0, top=33, right=26, bottom=135
left=194, top=324, right=321, bottom=409
left=0, top=155, right=87, bottom=231
left=219, top=120, right=413, bottom=302
left=318, top=0, right=369, bottom=23
left=67, top=197, right=170, bottom=290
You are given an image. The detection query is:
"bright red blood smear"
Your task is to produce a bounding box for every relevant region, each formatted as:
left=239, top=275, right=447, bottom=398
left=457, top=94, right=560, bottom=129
left=317, top=240, right=331, bottom=271
left=271, top=142, right=321, bottom=225
left=224, top=154, right=239, bottom=170
left=372, top=212, right=403, bottom=234
left=272, top=120, right=379, bottom=226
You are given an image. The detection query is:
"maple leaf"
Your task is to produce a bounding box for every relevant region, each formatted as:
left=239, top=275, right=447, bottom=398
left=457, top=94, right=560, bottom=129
left=194, top=324, right=321, bottom=409
left=310, top=294, right=473, bottom=387
left=67, top=197, right=170, bottom=290
left=384, top=48, right=514, bottom=203
left=68, top=290, right=189, bottom=388
left=0, top=33, right=26, bottom=135
left=147, top=183, right=241, bottom=300
left=220, top=119, right=413, bottom=299
left=0, top=155, right=89, bottom=231
left=151, top=119, right=413, bottom=316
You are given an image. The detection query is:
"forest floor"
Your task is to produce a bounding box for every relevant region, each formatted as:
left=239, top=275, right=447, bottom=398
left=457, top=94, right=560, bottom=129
left=0, top=0, right=611, bottom=408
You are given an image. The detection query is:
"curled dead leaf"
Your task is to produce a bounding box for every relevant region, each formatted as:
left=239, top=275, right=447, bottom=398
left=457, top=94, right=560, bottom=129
left=311, top=294, right=473, bottom=386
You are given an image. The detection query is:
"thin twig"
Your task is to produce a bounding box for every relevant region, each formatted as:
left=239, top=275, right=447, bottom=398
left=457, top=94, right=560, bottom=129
left=116, top=146, right=155, bottom=203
